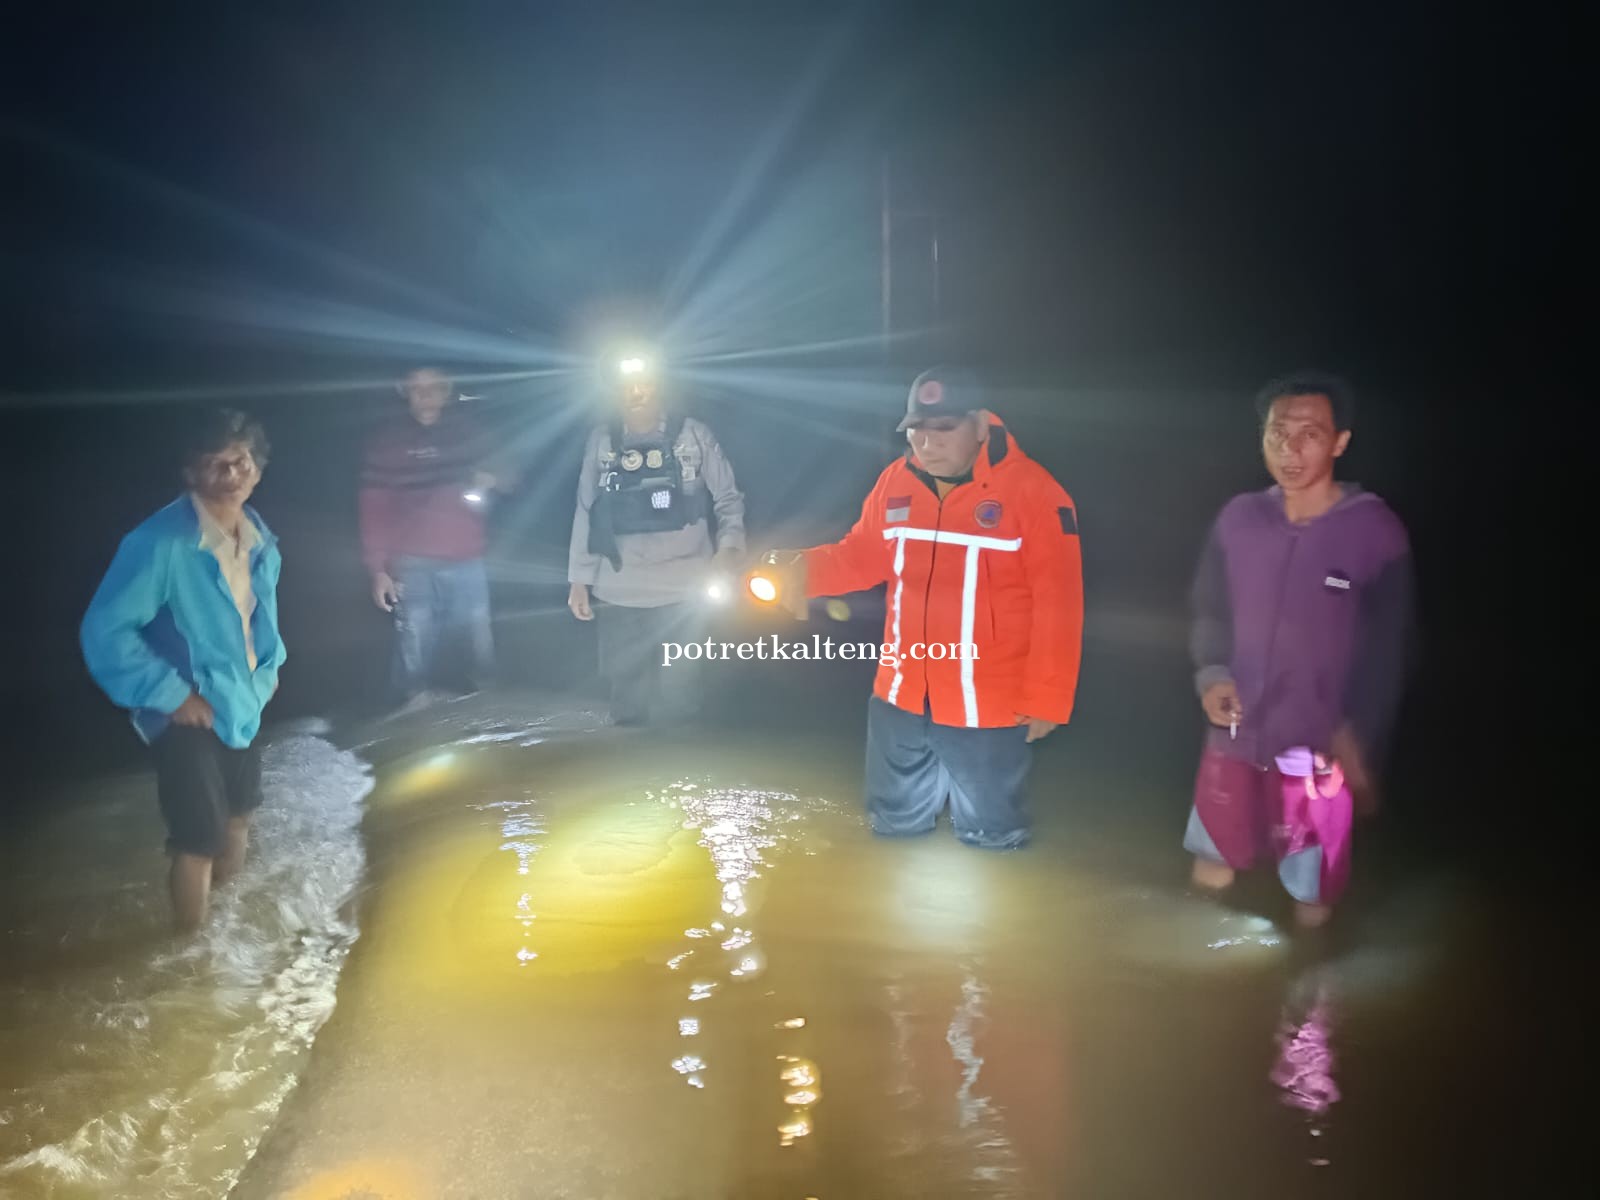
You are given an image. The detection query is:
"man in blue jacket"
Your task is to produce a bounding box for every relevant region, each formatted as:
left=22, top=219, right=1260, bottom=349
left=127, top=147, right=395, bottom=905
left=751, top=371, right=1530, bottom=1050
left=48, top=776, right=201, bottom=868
left=81, top=409, right=287, bottom=932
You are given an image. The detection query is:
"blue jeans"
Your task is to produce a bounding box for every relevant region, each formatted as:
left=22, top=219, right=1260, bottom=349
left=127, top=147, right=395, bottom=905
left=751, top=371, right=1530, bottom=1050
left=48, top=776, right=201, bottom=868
left=863, top=696, right=1034, bottom=849
left=391, top=556, right=495, bottom=699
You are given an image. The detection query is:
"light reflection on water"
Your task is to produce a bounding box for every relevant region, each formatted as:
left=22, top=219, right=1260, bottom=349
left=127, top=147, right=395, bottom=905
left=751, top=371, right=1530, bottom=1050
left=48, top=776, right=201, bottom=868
left=5, top=707, right=1480, bottom=1200
left=0, top=732, right=373, bottom=1199
left=656, top=778, right=807, bottom=1137
left=389, top=740, right=1340, bottom=1197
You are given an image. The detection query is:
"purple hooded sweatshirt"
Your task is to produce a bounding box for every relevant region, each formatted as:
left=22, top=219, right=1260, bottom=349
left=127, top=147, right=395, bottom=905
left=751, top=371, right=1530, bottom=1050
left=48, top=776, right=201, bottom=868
left=1191, top=484, right=1414, bottom=768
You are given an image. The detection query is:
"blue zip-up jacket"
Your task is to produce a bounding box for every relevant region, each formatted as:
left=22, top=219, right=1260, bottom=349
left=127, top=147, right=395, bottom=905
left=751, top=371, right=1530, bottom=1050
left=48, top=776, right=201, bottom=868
left=81, top=496, right=286, bottom=749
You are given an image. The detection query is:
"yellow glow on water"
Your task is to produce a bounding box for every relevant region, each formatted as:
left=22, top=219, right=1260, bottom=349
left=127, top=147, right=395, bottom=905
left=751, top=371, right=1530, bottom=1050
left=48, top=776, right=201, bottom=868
left=777, top=1055, right=822, bottom=1146
left=284, top=1159, right=427, bottom=1200
left=440, top=800, right=717, bottom=983
left=196, top=727, right=1383, bottom=1200
left=778, top=1109, right=813, bottom=1146
left=381, top=751, right=464, bottom=803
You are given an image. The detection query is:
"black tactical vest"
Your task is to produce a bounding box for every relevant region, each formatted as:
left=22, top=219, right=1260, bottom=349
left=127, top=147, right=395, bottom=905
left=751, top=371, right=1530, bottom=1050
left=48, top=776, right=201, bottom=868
left=588, top=415, right=709, bottom=567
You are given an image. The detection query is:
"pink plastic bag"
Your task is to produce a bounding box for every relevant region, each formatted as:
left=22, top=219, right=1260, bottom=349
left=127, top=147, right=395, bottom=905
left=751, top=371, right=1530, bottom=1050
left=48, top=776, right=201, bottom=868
left=1272, top=746, right=1354, bottom=906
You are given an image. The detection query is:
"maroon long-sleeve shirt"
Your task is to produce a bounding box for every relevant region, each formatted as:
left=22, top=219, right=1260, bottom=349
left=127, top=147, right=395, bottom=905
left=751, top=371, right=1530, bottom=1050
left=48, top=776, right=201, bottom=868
left=358, top=408, right=489, bottom=575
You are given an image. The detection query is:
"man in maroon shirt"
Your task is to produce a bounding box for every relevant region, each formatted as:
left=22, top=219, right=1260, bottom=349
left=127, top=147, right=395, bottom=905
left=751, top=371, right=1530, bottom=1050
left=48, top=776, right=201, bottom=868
left=359, top=367, right=503, bottom=707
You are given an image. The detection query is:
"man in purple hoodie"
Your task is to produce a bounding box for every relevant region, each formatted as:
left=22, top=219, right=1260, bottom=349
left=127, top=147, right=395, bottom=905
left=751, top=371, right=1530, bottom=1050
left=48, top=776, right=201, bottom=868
left=1184, top=371, right=1414, bottom=928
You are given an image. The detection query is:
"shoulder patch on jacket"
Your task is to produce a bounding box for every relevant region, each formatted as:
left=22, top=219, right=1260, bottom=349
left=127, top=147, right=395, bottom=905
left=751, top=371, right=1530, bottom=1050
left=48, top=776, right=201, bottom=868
left=1058, top=506, right=1078, bottom=535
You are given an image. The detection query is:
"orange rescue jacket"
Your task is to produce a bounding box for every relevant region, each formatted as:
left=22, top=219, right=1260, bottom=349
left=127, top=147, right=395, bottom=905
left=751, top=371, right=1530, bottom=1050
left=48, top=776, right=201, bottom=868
left=803, top=417, right=1084, bottom=728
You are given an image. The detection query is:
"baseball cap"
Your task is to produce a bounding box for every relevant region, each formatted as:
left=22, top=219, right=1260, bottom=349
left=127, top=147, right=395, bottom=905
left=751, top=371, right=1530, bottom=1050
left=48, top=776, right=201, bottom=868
left=896, top=366, right=984, bottom=431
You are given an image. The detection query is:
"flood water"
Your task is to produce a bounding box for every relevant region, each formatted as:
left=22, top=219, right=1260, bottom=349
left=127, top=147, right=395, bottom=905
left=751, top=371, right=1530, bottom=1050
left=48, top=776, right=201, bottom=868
left=2, top=631, right=1539, bottom=1199
left=1, top=728, right=374, bottom=1198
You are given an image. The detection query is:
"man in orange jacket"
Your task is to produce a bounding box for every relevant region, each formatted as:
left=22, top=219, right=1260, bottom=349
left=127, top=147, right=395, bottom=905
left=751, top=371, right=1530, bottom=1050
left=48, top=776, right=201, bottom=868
left=763, top=367, right=1083, bottom=849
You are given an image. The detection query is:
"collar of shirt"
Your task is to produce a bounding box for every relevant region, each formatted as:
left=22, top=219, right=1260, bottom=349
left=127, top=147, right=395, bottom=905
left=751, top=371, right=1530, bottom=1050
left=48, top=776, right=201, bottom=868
left=618, top=418, right=668, bottom=444
left=191, top=494, right=260, bottom=557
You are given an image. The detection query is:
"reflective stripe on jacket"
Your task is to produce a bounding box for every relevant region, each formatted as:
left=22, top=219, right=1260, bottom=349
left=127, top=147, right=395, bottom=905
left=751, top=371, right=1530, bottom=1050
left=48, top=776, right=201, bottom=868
left=803, top=417, right=1083, bottom=728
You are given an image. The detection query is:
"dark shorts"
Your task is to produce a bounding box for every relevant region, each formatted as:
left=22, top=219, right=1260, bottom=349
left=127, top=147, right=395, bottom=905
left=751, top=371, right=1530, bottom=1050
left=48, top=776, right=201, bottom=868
left=151, top=725, right=263, bottom=858
left=1182, top=746, right=1353, bottom=905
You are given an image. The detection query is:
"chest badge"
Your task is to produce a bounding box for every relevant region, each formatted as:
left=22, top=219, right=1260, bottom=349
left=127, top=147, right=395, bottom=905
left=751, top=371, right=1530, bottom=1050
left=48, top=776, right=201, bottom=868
left=620, top=449, right=645, bottom=471
left=645, top=449, right=665, bottom=469
left=974, top=499, right=1003, bottom=528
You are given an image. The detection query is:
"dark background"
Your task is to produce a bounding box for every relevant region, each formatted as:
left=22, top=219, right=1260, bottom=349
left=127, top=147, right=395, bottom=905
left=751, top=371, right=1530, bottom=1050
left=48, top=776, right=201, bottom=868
left=0, top=3, right=1570, bottom=874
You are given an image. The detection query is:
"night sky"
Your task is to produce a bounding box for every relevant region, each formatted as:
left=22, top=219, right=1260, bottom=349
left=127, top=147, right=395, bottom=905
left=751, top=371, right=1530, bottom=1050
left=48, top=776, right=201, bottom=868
left=5, top=4, right=1570, bottom=384
left=0, top=3, right=1569, bottom=832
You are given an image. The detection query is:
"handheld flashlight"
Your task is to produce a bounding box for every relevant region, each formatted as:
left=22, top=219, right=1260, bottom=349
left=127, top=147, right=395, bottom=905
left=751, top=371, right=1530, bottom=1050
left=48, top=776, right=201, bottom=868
left=745, top=550, right=807, bottom=618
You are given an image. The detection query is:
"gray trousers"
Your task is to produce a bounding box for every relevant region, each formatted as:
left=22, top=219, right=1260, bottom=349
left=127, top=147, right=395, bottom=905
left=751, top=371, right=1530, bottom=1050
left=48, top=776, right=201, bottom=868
left=595, top=601, right=706, bottom=724
left=864, top=696, right=1034, bottom=849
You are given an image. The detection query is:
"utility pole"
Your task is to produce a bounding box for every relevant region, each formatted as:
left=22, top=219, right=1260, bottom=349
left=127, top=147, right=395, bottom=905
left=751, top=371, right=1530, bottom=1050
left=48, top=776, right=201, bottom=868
left=881, top=156, right=894, bottom=359
left=879, top=153, right=942, bottom=459
left=878, top=153, right=942, bottom=361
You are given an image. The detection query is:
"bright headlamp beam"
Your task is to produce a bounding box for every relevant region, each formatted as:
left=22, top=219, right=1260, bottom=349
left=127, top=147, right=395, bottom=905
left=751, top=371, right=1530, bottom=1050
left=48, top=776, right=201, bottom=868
left=619, top=357, right=647, bottom=376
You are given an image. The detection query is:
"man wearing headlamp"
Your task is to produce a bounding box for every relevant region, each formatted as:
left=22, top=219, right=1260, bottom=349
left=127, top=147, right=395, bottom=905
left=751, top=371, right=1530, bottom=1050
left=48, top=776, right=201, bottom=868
left=567, top=355, right=746, bottom=725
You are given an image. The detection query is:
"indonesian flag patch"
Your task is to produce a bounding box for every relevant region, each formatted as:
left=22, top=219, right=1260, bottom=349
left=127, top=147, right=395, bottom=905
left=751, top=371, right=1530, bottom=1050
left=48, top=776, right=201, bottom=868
left=886, top=495, right=911, bottom=523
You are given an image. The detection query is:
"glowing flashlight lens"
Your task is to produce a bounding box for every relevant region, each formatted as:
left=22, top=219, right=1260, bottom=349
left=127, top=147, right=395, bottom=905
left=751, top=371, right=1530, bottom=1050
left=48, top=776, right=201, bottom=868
left=749, top=576, right=778, bottom=603
left=463, top=490, right=483, bottom=506
left=706, top=582, right=726, bottom=601
left=620, top=357, right=646, bottom=376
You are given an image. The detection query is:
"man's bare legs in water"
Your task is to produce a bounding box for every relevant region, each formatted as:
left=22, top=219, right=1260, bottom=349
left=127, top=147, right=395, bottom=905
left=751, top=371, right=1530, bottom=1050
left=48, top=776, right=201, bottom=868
left=170, top=815, right=251, bottom=933
left=1190, top=858, right=1332, bottom=929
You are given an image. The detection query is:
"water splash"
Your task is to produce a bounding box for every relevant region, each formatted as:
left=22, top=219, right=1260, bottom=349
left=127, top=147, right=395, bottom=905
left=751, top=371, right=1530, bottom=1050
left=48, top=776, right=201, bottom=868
left=946, top=971, right=992, bottom=1130
left=0, top=732, right=372, bottom=1197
